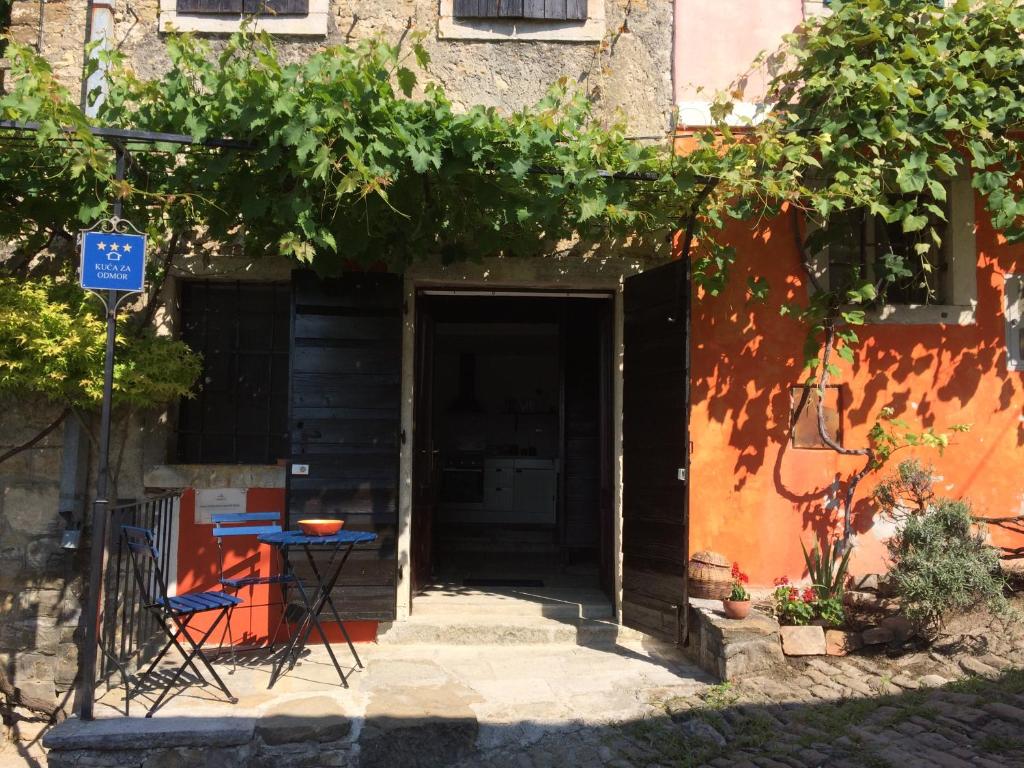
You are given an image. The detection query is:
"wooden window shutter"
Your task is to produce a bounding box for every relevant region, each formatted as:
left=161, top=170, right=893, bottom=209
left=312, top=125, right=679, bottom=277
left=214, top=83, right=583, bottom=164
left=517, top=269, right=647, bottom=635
left=454, top=0, right=586, bottom=21
left=177, top=0, right=245, bottom=13
left=243, top=0, right=310, bottom=14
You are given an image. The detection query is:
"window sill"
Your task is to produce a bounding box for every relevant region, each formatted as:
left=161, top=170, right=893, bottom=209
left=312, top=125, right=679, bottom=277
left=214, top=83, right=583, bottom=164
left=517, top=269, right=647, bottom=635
left=144, top=464, right=286, bottom=491
left=438, top=0, right=604, bottom=41
left=158, top=1, right=328, bottom=36
left=861, top=304, right=976, bottom=326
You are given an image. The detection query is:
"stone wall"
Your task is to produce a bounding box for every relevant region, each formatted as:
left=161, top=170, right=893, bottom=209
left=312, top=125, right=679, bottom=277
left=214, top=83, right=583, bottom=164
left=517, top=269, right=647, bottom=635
left=10, top=0, right=673, bottom=137
left=0, top=400, right=85, bottom=748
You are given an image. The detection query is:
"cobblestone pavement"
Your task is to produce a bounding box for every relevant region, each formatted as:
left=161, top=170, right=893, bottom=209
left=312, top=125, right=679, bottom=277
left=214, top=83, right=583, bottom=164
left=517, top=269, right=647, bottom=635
left=454, top=608, right=1024, bottom=768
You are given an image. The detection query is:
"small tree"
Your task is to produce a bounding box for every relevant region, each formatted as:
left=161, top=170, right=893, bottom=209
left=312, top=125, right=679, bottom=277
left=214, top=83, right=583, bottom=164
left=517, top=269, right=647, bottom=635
left=877, top=462, right=1008, bottom=636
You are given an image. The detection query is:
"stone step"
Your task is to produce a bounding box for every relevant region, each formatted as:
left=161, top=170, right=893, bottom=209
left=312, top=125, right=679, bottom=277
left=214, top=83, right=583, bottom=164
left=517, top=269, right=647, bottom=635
left=411, top=589, right=614, bottom=620
left=376, top=616, right=642, bottom=646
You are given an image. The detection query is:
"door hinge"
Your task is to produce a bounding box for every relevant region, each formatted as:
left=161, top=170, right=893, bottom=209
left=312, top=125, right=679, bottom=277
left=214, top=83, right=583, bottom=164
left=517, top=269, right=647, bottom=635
left=677, top=468, right=687, bottom=482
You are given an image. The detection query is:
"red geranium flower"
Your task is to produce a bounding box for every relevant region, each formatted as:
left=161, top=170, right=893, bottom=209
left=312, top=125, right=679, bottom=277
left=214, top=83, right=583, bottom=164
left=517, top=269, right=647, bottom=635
left=802, top=587, right=816, bottom=603
left=775, top=576, right=790, bottom=586
left=788, top=587, right=800, bottom=601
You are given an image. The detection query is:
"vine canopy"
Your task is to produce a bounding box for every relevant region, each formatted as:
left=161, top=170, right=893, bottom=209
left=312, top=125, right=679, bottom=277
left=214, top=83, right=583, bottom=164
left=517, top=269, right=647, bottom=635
left=0, top=29, right=734, bottom=275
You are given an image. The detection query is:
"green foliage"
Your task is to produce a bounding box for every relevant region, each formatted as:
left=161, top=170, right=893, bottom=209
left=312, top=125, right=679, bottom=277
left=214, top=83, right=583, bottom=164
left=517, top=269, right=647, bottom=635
left=886, top=496, right=1007, bottom=634
left=773, top=576, right=845, bottom=627
left=2, top=30, right=736, bottom=274
left=815, top=596, right=845, bottom=628
left=873, top=458, right=937, bottom=515
left=802, top=536, right=852, bottom=600
left=868, top=407, right=971, bottom=467
left=772, top=583, right=817, bottom=626
left=750, top=0, right=1024, bottom=308
left=0, top=277, right=201, bottom=409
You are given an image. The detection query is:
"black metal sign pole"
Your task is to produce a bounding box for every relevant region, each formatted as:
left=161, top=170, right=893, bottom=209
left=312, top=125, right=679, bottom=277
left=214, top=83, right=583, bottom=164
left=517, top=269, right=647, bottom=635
left=78, top=145, right=127, bottom=721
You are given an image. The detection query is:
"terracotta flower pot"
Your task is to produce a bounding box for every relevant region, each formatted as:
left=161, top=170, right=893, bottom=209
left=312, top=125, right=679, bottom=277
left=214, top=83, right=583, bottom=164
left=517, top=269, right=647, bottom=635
left=723, top=599, right=752, bottom=620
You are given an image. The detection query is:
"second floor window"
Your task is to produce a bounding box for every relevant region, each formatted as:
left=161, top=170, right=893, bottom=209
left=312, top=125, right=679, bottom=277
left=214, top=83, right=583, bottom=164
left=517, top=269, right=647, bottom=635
left=175, top=1, right=309, bottom=15
left=453, top=0, right=587, bottom=21
left=827, top=194, right=950, bottom=307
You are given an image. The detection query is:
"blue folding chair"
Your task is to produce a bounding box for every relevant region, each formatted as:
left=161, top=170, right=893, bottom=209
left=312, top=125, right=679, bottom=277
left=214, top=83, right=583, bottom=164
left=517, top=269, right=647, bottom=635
left=212, top=512, right=296, bottom=667
left=121, top=525, right=241, bottom=717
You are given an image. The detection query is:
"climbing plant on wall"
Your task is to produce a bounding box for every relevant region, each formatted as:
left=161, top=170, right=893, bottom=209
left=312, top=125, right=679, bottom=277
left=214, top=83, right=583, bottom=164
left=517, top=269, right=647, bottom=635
left=716, top=0, right=1024, bottom=543
left=0, top=24, right=747, bottom=464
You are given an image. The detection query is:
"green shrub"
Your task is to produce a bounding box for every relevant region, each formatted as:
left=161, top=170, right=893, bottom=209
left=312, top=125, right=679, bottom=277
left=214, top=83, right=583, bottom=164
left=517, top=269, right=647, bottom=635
left=886, top=498, right=1007, bottom=634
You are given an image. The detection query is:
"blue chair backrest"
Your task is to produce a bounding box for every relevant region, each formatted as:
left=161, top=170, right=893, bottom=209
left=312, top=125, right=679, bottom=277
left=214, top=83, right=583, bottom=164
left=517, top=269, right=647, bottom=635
left=123, top=525, right=160, bottom=560
left=122, top=525, right=171, bottom=608
left=212, top=511, right=282, bottom=539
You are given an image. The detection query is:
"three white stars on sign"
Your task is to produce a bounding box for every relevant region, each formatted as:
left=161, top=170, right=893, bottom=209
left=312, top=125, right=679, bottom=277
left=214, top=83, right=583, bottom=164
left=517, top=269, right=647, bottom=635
left=95, top=241, right=132, bottom=253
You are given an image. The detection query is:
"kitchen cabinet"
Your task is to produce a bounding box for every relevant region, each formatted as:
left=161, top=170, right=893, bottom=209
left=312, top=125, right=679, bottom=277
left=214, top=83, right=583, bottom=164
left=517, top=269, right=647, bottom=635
left=512, top=460, right=557, bottom=524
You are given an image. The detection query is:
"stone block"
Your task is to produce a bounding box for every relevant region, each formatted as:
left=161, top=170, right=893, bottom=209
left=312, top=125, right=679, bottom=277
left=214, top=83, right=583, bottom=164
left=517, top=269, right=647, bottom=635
left=1, top=616, right=61, bottom=653
left=780, top=625, right=826, bottom=656
left=879, top=615, right=915, bottom=643
left=44, top=716, right=257, bottom=750
left=55, top=642, right=80, bottom=687
left=0, top=545, right=26, bottom=591
left=844, top=590, right=899, bottom=612
left=17, top=588, right=64, bottom=618
left=2, top=484, right=61, bottom=536
left=257, top=696, right=352, bottom=746
left=825, top=629, right=862, bottom=656
left=25, top=536, right=63, bottom=570
left=852, top=573, right=881, bottom=592
left=685, top=601, right=784, bottom=681
left=862, top=626, right=895, bottom=645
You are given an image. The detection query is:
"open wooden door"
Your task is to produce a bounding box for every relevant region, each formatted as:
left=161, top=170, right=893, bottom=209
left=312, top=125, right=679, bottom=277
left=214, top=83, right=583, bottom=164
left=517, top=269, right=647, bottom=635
left=287, top=270, right=402, bottom=620
left=621, top=259, right=690, bottom=643
left=411, top=301, right=437, bottom=596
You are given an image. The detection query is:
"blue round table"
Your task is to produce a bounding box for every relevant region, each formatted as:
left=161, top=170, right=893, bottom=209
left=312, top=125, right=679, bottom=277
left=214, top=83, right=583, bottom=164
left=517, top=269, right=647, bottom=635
left=258, top=529, right=378, bottom=688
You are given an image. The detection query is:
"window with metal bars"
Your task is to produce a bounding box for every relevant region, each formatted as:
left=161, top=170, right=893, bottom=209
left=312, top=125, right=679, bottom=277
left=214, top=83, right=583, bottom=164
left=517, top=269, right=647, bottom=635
left=176, top=281, right=290, bottom=465
left=826, top=191, right=951, bottom=306
left=453, top=0, right=587, bottom=22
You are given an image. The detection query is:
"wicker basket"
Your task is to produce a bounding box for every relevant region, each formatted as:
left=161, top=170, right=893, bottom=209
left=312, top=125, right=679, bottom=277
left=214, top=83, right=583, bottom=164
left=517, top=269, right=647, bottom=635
left=688, top=551, right=732, bottom=600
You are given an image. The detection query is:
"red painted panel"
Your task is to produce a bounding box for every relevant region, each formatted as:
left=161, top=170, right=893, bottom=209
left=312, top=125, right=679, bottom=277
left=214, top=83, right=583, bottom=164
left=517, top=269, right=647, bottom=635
left=175, top=487, right=378, bottom=645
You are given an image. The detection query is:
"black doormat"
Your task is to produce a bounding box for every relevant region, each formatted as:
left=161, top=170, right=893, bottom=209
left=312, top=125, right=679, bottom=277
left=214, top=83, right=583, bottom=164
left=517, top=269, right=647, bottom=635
left=463, top=578, right=544, bottom=588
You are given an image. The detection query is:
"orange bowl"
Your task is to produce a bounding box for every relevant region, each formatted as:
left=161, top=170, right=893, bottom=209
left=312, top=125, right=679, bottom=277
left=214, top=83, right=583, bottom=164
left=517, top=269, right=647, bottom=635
left=298, top=519, right=344, bottom=536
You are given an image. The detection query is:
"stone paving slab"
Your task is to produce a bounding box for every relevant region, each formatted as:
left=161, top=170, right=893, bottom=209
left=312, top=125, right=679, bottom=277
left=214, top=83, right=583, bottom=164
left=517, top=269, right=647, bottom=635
left=18, top=600, right=1024, bottom=767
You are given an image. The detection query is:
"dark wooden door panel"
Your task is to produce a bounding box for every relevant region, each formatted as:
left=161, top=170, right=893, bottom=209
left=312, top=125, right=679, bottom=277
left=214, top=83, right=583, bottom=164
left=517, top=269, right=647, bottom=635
left=621, top=259, right=689, bottom=643
left=287, top=269, right=402, bottom=621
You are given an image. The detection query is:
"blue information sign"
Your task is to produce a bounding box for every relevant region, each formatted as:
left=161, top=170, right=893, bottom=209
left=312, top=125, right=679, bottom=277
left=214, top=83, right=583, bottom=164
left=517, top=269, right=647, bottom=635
left=79, top=231, right=147, bottom=293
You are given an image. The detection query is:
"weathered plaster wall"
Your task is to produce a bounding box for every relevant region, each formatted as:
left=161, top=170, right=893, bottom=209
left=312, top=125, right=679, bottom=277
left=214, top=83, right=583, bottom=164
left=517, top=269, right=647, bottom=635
left=688, top=203, right=1024, bottom=586
left=0, top=401, right=84, bottom=746
left=11, top=0, right=673, bottom=138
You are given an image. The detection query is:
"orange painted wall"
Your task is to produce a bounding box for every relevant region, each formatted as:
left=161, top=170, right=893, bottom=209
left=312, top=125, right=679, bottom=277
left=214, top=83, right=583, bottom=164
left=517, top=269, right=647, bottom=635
left=175, top=488, right=378, bottom=644
left=689, top=201, right=1024, bottom=587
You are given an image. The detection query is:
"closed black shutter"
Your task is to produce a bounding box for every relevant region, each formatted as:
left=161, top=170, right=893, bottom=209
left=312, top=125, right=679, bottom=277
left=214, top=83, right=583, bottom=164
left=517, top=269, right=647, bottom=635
left=177, top=1, right=310, bottom=14
left=454, top=0, right=586, bottom=21
left=244, top=0, right=310, bottom=14
left=177, top=0, right=244, bottom=13
left=287, top=270, right=402, bottom=621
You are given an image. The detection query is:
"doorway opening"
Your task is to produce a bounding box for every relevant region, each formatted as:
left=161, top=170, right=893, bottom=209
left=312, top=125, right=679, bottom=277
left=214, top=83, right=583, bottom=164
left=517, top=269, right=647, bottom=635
left=411, top=291, right=615, bottom=608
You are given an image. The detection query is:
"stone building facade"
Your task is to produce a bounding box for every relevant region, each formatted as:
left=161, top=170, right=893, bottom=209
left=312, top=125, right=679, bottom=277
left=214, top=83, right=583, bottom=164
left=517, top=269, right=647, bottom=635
left=1, top=0, right=674, bottom=750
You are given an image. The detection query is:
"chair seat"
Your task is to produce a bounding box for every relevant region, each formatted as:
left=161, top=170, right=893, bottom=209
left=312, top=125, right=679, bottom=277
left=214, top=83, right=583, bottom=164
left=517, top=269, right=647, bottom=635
left=158, top=591, right=243, bottom=615
left=220, top=574, right=296, bottom=589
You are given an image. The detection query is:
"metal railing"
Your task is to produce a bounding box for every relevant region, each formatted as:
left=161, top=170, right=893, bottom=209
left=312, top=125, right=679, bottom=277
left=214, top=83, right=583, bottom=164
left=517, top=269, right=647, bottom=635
left=97, top=492, right=179, bottom=698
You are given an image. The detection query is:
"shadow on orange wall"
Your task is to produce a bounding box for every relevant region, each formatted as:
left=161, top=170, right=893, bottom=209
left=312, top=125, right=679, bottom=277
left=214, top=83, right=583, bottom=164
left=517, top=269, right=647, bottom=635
left=174, top=489, right=378, bottom=647
left=689, top=202, right=1024, bottom=586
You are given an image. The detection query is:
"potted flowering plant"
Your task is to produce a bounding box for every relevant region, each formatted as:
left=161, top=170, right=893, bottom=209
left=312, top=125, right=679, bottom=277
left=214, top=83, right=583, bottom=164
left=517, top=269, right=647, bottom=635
left=723, top=563, right=752, bottom=619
